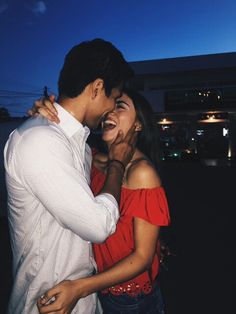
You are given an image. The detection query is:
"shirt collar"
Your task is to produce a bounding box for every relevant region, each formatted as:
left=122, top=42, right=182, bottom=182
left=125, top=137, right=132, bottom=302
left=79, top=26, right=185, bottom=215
left=54, top=102, right=90, bottom=139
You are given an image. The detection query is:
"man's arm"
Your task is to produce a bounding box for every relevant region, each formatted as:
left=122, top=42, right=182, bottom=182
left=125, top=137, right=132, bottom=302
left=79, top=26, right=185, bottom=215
left=37, top=217, right=160, bottom=314
left=17, top=128, right=118, bottom=243
left=100, top=127, right=137, bottom=201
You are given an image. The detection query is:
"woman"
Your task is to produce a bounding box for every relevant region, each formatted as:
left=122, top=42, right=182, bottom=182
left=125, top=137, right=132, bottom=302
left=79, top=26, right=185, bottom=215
left=35, top=89, right=170, bottom=314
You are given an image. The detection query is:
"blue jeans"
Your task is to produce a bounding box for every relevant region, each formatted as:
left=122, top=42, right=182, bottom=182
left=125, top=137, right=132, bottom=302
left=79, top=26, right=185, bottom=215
left=98, top=281, right=165, bottom=314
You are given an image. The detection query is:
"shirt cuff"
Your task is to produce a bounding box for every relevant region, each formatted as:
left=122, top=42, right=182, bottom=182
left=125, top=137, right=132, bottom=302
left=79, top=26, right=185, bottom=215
left=95, top=193, right=119, bottom=233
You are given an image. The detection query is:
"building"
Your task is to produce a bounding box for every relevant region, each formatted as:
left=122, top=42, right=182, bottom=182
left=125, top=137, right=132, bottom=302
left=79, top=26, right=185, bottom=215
left=129, top=52, right=236, bottom=163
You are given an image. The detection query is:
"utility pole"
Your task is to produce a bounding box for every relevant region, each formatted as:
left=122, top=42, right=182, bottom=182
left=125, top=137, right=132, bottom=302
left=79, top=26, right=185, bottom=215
left=43, top=86, right=49, bottom=98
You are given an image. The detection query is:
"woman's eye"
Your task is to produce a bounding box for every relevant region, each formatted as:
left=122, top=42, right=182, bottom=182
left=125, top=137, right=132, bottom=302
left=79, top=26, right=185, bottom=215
left=116, top=101, right=128, bottom=110
left=116, top=104, right=125, bottom=110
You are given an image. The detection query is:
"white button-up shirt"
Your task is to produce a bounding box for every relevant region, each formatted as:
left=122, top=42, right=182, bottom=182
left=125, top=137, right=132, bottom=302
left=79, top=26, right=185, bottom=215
left=4, top=103, right=119, bottom=314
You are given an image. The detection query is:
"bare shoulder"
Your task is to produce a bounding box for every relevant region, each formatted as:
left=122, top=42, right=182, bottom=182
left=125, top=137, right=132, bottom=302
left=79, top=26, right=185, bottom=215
left=125, top=159, right=162, bottom=189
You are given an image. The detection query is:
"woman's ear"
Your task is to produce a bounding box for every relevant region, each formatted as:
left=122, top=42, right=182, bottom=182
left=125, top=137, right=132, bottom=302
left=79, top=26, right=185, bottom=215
left=135, top=122, right=142, bottom=132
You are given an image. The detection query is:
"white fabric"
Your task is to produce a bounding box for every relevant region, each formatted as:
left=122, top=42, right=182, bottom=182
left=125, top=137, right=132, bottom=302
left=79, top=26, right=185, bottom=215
left=4, top=103, right=119, bottom=313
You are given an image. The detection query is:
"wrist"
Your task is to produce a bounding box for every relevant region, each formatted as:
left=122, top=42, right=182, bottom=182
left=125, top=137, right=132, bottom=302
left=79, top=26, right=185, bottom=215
left=108, top=159, right=125, bottom=173
left=74, top=278, right=91, bottom=299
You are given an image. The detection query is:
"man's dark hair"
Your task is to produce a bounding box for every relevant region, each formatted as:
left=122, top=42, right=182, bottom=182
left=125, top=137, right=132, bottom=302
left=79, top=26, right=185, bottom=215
left=58, top=38, right=134, bottom=98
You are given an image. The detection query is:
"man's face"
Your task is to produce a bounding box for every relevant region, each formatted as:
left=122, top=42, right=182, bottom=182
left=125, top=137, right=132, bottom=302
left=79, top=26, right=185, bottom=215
left=86, top=87, right=122, bottom=129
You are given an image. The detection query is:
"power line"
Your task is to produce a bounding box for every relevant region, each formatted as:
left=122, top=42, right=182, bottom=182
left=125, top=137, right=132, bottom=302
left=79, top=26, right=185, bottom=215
left=7, top=111, right=28, bottom=115
left=0, top=91, right=42, bottom=97
left=0, top=87, right=54, bottom=97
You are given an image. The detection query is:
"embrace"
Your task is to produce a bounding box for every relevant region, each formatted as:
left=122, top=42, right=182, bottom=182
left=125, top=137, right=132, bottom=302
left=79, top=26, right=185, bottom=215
left=4, top=38, right=170, bottom=314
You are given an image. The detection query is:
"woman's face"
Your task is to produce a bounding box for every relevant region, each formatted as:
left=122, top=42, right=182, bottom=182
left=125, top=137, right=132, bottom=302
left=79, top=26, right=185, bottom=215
left=102, top=93, right=140, bottom=145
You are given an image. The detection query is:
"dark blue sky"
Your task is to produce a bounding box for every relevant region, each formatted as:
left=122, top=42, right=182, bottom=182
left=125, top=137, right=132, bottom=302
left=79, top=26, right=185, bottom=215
left=1, top=0, right=236, bottom=116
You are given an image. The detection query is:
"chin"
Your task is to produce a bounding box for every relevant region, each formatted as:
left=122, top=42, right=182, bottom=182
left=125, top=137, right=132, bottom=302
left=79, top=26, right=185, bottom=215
left=102, top=133, right=116, bottom=145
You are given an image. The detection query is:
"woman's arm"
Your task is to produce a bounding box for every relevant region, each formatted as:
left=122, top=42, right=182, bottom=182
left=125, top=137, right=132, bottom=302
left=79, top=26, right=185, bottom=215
left=28, top=95, right=60, bottom=123
left=37, top=159, right=161, bottom=314
left=37, top=217, right=160, bottom=314
left=81, top=217, right=160, bottom=293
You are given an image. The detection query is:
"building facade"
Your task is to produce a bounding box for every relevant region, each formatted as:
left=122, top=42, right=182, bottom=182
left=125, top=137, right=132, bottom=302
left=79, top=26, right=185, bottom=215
left=129, top=52, right=236, bottom=163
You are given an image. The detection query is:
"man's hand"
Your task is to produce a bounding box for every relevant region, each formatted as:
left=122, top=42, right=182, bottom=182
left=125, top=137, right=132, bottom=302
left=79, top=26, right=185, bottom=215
left=108, top=125, right=137, bottom=168
left=37, top=280, right=83, bottom=314
left=28, top=95, right=60, bottom=124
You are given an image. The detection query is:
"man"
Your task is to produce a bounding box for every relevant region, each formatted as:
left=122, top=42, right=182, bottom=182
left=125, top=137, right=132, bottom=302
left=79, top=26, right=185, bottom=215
left=4, top=38, right=135, bottom=313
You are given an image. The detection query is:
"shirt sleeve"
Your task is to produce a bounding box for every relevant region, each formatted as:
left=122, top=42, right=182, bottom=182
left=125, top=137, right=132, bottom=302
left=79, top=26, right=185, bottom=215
left=130, top=188, right=170, bottom=226
left=15, top=128, right=119, bottom=243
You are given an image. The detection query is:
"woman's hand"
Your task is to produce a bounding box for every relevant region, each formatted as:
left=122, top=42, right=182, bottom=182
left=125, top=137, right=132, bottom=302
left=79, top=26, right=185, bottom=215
left=28, top=94, right=60, bottom=124
left=159, top=239, right=176, bottom=271
left=37, top=279, right=86, bottom=314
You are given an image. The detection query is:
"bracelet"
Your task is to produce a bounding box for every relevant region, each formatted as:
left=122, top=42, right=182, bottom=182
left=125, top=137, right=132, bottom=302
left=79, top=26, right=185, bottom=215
left=108, top=159, right=126, bottom=172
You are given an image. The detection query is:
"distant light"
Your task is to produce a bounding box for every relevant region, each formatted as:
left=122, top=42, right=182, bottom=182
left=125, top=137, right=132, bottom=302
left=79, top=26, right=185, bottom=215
left=217, top=95, right=221, bottom=99
left=158, top=118, right=173, bottom=125
left=208, top=115, right=215, bottom=121
left=198, top=113, right=227, bottom=123
left=204, top=159, right=218, bottom=167
left=162, top=125, right=170, bottom=130
left=191, top=138, right=195, bottom=141
left=197, top=129, right=204, bottom=136
left=199, top=92, right=201, bottom=96
left=223, top=128, right=229, bottom=137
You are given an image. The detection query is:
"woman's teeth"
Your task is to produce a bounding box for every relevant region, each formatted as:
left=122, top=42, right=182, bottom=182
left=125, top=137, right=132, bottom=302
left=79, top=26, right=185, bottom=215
left=103, top=119, right=117, bottom=130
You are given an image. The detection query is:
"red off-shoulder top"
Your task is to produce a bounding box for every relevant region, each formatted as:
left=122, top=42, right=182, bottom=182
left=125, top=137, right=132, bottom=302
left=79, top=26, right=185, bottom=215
left=91, top=165, right=170, bottom=297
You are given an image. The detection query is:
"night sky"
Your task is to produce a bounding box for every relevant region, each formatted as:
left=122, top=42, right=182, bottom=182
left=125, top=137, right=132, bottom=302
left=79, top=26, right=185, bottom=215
left=1, top=0, right=236, bottom=116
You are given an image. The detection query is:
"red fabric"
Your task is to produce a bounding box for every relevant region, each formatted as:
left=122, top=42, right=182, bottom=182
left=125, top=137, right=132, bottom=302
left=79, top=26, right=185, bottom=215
left=91, top=166, right=170, bottom=296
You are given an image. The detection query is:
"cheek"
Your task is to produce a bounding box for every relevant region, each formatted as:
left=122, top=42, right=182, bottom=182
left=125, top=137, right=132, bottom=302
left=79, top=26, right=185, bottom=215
left=118, top=116, right=134, bottom=134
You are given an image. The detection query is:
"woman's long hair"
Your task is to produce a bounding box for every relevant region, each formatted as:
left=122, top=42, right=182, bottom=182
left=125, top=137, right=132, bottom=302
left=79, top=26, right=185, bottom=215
left=123, top=88, right=160, bottom=172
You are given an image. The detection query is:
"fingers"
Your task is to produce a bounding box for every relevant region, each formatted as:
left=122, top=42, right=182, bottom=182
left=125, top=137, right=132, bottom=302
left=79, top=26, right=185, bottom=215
left=128, top=128, right=138, bottom=147
left=28, top=95, right=60, bottom=123
left=39, top=285, right=60, bottom=305
left=37, top=300, right=58, bottom=313
left=37, top=292, right=59, bottom=313
left=28, top=99, right=42, bottom=116
left=40, top=96, right=59, bottom=123
left=113, top=130, right=124, bottom=144
left=123, top=124, right=137, bottom=144
left=28, top=109, right=39, bottom=117
left=112, top=124, right=137, bottom=146
left=38, top=108, right=60, bottom=124
left=44, top=98, right=58, bottom=115
left=108, top=123, right=138, bottom=167
left=49, top=94, right=56, bottom=104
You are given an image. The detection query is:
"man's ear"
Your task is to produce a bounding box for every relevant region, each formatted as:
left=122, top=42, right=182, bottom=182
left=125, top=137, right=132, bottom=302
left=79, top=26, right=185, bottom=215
left=91, top=79, right=104, bottom=99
